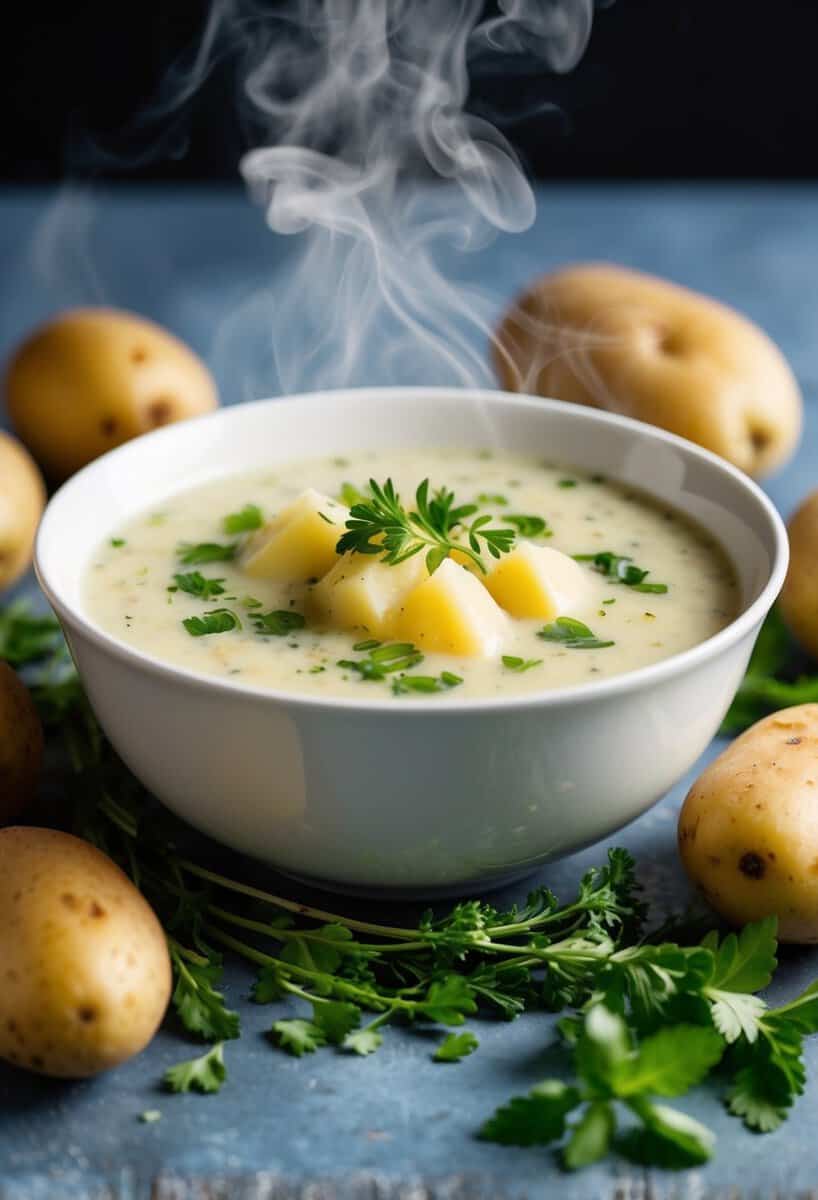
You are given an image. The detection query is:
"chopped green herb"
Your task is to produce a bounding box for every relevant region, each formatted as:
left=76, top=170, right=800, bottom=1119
left=0, top=602, right=63, bottom=666
left=602, top=598, right=616, bottom=605
left=308, top=665, right=326, bottom=674
left=434, top=1031, right=479, bottom=1062
left=241, top=596, right=263, bottom=609
left=558, top=478, right=578, bottom=488
left=252, top=610, right=306, bottom=637
left=110, top=538, right=126, bottom=548
left=339, top=642, right=424, bottom=681
left=318, top=512, right=335, bottom=525
left=336, top=478, right=515, bottom=575
left=172, top=572, right=226, bottom=601
left=177, top=542, right=238, bottom=565
left=139, top=1110, right=162, bottom=1124
left=574, top=551, right=668, bottom=594
left=477, top=493, right=509, bottom=506
left=223, top=504, right=263, bottom=534
left=538, top=617, right=614, bottom=650
left=182, top=609, right=242, bottom=637
left=502, top=655, right=543, bottom=673
left=164, top=1043, right=226, bottom=1095
left=503, top=514, right=551, bottom=538
left=340, top=482, right=369, bottom=507
left=352, top=639, right=382, bottom=652
left=392, top=671, right=463, bottom=695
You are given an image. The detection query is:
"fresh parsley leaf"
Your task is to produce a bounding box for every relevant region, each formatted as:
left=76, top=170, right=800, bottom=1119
left=477, top=492, right=508, bottom=506
left=538, top=616, right=614, bottom=650
left=182, top=609, right=242, bottom=637
left=339, top=642, right=423, bottom=681
left=172, top=572, right=226, bottom=601
left=272, top=1018, right=327, bottom=1056
left=503, top=514, right=550, bottom=538
left=177, top=542, right=238, bottom=565
left=170, top=950, right=241, bottom=1042
left=558, top=478, right=578, bottom=488
left=110, top=538, right=126, bottom=548
left=563, top=1102, right=615, bottom=1170
left=0, top=603, right=62, bottom=666
left=251, top=964, right=286, bottom=1004
left=164, top=1043, right=226, bottom=1094
left=702, top=917, right=778, bottom=1042
left=311, top=1000, right=361, bottom=1044
left=352, top=639, right=381, bottom=651
left=574, top=551, right=668, bottom=594
left=339, top=482, right=369, bottom=507
left=139, top=1109, right=162, bottom=1123
left=252, top=610, right=306, bottom=636
left=343, top=1028, right=384, bottom=1056
left=421, top=975, right=478, bottom=1025
left=502, top=655, right=542, bottom=673
left=480, top=1081, right=582, bottom=1146
left=336, top=478, right=515, bottom=575
left=241, top=596, right=263, bottom=609
left=621, top=1100, right=715, bottom=1166
left=610, top=1025, right=724, bottom=1097
left=434, top=1031, right=479, bottom=1062
left=279, top=923, right=357, bottom=976
left=223, top=504, right=263, bottom=534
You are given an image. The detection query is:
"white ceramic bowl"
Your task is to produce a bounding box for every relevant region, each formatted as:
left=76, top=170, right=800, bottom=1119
left=36, top=388, right=787, bottom=896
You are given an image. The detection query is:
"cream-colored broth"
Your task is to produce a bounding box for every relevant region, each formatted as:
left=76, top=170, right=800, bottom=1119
left=84, top=449, right=737, bottom=699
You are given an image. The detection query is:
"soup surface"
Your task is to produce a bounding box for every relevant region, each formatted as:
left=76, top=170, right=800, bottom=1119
left=84, top=449, right=738, bottom=700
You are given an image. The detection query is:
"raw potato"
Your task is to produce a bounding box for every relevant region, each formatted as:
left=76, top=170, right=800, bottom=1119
left=0, top=827, right=171, bottom=1077
left=4, top=308, right=218, bottom=481
left=678, top=704, right=818, bottom=942
left=779, top=489, right=818, bottom=660
left=0, top=431, right=46, bottom=591
left=494, top=263, right=802, bottom=478
left=0, top=663, right=43, bottom=824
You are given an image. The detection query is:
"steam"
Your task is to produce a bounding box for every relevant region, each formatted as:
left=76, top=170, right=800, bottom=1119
left=37, top=0, right=596, bottom=399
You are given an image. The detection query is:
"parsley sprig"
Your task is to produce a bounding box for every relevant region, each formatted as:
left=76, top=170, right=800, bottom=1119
left=574, top=551, right=668, bottom=594
left=336, top=478, right=516, bottom=575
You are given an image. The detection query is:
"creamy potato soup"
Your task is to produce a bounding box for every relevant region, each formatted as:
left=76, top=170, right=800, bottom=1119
left=84, top=449, right=738, bottom=699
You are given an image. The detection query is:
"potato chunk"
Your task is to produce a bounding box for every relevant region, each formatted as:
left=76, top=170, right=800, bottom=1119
left=306, top=552, right=427, bottom=637
left=485, top=542, right=593, bottom=620
left=392, top=557, right=508, bottom=657
left=243, top=489, right=348, bottom=582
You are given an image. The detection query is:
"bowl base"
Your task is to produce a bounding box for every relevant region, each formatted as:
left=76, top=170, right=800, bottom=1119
left=276, top=865, right=541, bottom=901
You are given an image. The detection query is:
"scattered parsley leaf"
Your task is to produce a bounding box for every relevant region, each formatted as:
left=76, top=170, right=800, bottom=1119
left=558, top=478, right=578, bottom=488
left=0, top=602, right=63, bottom=666
left=172, top=572, right=226, bottom=601
left=538, top=616, right=614, bottom=650
left=164, top=1043, right=226, bottom=1094
left=252, top=610, right=306, bottom=636
left=241, top=596, right=263, bottom=609
left=312, top=1001, right=361, bottom=1044
left=477, top=492, right=508, bottom=506
left=170, top=950, right=241, bottom=1042
left=339, top=642, right=424, bottom=681
left=421, top=975, right=478, bottom=1025
left=110, top=538, right=126, bottom=548
left=392, top=671, right=463, bottom=695
left=434, top=1031, right=479, bottom=1062
left=139, top=1110, right=162, bottom=1123
left=272, top=1018, right=327, bottom=1057
left=343, top=1028, right=384, bottom=1056
left=177, top=542, right=238, bottom=565
left=480, top=1081, right=582, bottom=1146
left=223, top=504, right=263, bottom=534
left=182, top=609, right=242, bottom=637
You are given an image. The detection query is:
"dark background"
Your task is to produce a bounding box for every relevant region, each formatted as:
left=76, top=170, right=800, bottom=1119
left=3, top=0, right=818, bottom=182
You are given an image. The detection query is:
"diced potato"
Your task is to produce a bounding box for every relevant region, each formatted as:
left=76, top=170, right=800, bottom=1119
left=392, top=557, right=508, bottom=657
left=485, top=542, right=593, bottom=620
left=306, top=552, right=427, bottom=637
left=243, top=489, right=348, bottom=581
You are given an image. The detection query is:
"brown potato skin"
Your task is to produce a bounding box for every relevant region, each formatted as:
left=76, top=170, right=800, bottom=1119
left=4, top=308, right=219, bottom=482
left=780, top=489, right=818, bottom=660
left=678, top=705, right=818, bottom=942
left=0, top=432, right=46, bottom=591
left=494, top=263, right=802, bottom=478
left=0, top=664, right=43, bottom=824
left=0, top=827, right=171, bottom=1077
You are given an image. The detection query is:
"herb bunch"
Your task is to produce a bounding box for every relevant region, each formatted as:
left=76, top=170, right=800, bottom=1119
left=722, top=606, right=818, bottom=733
left=6, top=603, right=818, bottom=1171
left=336, top=478, right=516, bottom=575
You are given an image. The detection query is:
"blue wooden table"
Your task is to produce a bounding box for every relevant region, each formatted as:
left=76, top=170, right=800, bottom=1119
left=1, top=184, right=817, bottom=1199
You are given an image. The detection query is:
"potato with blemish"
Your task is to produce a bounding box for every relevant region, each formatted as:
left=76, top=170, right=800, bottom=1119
left=780, top=489, right=818, bottom=661
left=4, top=308, right=218, bottom=482
left=678, top=704, right=818, bottom=942
left=0, top=827, right=171, bottom=1077
left=494, top=263, right=802, bottom=478
left=0, top=663, right=43, bottom=824
left=0, top=431, right=46, bottom=592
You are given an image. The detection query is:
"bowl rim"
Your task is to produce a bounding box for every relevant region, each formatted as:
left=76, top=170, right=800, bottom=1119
left=35, top=386, right=789, bottom=716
